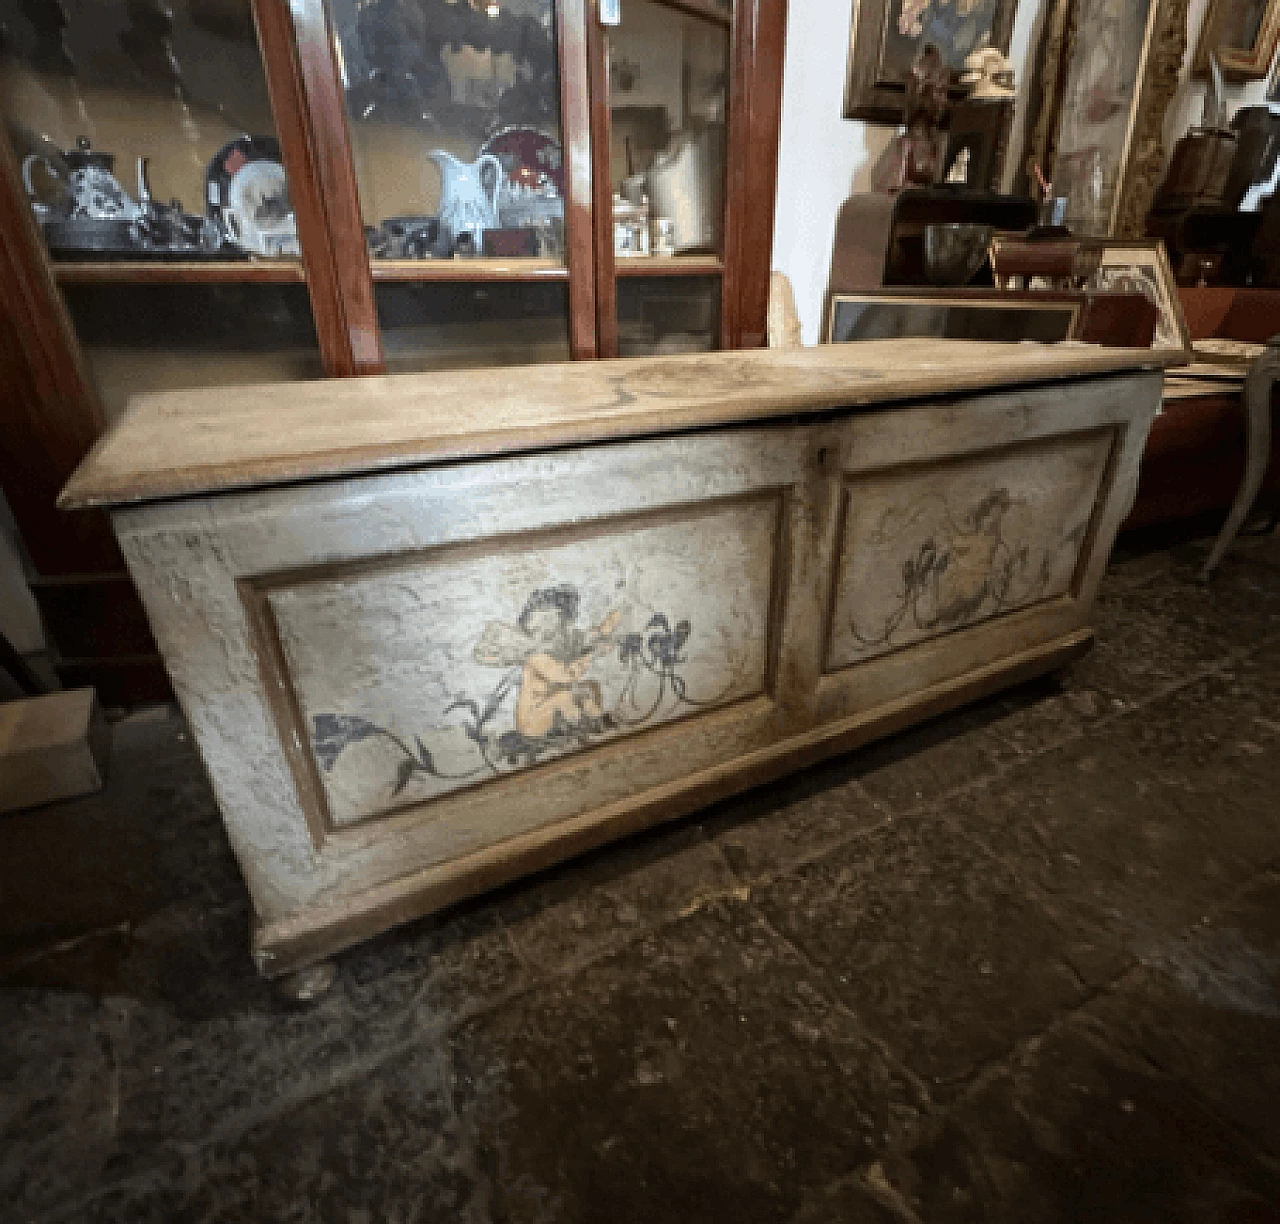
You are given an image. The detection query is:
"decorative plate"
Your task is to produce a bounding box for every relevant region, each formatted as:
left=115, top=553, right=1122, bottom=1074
left=480, top=127, right=564, bottom=197
left=206, top=136, right=299, bottom=257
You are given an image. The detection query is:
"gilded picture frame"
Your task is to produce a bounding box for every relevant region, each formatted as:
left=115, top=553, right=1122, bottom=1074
left=1193, top=0, right=1280, bottom=80
left=843, top=0, right=1020, bottom=124
left=1019, top=0, right=1190, bottom=239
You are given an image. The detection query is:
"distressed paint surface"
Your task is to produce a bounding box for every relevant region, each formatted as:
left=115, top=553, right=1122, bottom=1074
left=826, top=432, right=1114, bottom=671
left=266, top=498, right=778, bottom=826
left=100, top=362, right=1161, bottom=966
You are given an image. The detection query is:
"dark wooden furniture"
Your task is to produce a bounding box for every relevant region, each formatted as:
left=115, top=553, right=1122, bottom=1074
left=827, top=188, right=1038, bottom=298
left=825, top=288, right=1159, bottom=349
left=1124, top=287, right=1280, bottom=532
left=0, top=0, right=787, bottom=704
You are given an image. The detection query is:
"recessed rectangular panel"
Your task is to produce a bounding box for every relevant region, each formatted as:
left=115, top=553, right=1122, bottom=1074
left=264, top=495, right=780, bottom=827
left=826, top=432, right=1114, bottom=672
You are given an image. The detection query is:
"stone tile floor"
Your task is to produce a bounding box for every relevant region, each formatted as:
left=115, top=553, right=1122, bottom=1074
left=3, top=523, right=1280, bottom=1223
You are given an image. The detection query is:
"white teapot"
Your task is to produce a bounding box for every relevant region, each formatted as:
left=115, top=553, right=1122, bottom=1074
left=23, top=137, right=143, bottom=222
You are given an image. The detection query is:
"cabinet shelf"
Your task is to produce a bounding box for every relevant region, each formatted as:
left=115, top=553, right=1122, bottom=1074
left=49, top=254, right=723, bottom=287
left=53, top=260, right=306, bottom=285
left=370, top=258, right=569, bottom=282
left=615, top=255, right=725, bottom=277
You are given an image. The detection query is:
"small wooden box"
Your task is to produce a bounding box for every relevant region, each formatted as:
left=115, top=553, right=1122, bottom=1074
left=0, top=688, right=109, bottom=814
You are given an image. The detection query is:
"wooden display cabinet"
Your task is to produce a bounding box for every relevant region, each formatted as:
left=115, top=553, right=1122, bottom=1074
left=0, top=0, right=785, bottom=703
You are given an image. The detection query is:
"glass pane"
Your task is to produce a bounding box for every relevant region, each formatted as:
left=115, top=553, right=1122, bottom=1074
left=828, top=297, right=1077, bottom=345
left=328, top=0, right=565, bottom=263
left=0, top=0, right=304, bottom=263
left=62, top=284, right=322, bottom=422
left=376, top=281, right=569, bottom=371
left=608, top=0, right=728, bottom=260
left=617, top=275, right=719, bottom=356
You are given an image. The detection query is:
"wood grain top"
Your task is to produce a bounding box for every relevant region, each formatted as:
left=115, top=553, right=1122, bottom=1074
left=61, top=341, right=1164, bottom=509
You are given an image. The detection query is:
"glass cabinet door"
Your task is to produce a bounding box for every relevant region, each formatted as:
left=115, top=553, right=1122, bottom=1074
left=605, top=0, right=730, bottom=355
left=0, top=0, right=306, bottom=265
left=324, top=0, right=572, bottom=369
left=328, top=0, right=566, bottom=266
left=0, top=0, right=322, bottom=417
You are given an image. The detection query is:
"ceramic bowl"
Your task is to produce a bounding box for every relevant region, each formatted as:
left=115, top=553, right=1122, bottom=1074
left=923, top=223, right=995, bottom=286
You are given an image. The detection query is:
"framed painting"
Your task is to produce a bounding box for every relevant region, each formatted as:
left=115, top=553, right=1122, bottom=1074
left=1021, top=0, right=1189, bottom=239
left=1194, top=0, right=1280, bottom=80
left=1085, top=239, right=1193, bottom=363
left=843, top=0, right=1020, bottom=124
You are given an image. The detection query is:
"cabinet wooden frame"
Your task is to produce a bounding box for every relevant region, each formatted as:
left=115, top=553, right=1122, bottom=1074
left=250, top=0, right=383, bottom=376
left=0, top=0, right=788, bottom=702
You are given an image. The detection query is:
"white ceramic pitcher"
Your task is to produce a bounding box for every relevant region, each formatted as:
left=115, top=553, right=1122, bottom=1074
left=429, top=150, right=503, bottom=248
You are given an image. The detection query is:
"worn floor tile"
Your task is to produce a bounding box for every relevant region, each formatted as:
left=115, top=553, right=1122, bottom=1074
left=1077, top=874, right=1280, bottom=1164
left=61, top=1042, right=487, bottom=1224
left=1076, top=556, right=1280, bottom=712
left=703, top=759, right=891, bottom=884
left=842, top=704, right=1007, bottom=815
left=0, top=898, right=520, bottom=1221
left=456, top=899, right=926, bottom=1224
left=947, top=668, right=1280, bottom=945
left=753, top=817, right=1109, bottom=1093
left=878, top=1019, right=1280, bottom=1224
left=786, top=1172, right=905, bottom=1224
left=499, top=821, right=740, bottom=971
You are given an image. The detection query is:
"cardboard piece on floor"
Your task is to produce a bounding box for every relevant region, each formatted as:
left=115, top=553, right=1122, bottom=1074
left=0, top=688, right=110, bottom=814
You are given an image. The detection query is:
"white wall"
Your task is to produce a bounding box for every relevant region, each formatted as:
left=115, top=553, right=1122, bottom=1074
left=771, top=0, right=1048, bottom=344
left=770, top=0, right=1275, bottom=347
left=770, top=0, right=888, bottom=346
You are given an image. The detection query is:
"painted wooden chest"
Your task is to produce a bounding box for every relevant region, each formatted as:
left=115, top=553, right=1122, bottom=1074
left=62, top=341, right=1164, bottom=979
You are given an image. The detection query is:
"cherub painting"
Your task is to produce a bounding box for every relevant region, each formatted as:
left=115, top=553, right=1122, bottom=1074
left=311, top=579, right=726, bottom=808
left=848, top=487, right=1057, bottom=650
left=474, top=584, right=623, bottom=743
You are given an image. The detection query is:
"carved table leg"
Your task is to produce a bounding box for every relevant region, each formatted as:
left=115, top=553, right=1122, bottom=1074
left=1200, top=337, right=1280, bottom=582
left=275, top=960, right=337, bottom=1003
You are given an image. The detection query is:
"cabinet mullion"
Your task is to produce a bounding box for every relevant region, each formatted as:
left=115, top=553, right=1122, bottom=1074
left=586, top=11, right=620, bottom=358
left=251, top=0, right=383, bottom=376
left=558, top=0, right=601, bottom=360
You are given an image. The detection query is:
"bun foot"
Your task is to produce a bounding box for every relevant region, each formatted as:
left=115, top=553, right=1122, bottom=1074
left=276, top=960, right=336, bottom=1003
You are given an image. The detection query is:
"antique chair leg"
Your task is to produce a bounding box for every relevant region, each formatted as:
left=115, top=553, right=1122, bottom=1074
left=275, top=960, right=337, bottom=1003
left=1200, top=337, right=1280, bottom=582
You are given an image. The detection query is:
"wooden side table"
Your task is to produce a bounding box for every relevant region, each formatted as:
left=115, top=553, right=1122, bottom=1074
left=1200, top=337, right=1280, bottom=580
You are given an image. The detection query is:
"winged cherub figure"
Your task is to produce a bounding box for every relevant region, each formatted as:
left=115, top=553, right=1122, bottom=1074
left=473, top=585, right=623, bottom=740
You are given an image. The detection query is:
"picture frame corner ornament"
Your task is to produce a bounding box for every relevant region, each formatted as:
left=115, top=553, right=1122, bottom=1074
left=1194, top=0, right=1280, bottom=82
